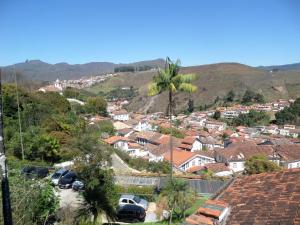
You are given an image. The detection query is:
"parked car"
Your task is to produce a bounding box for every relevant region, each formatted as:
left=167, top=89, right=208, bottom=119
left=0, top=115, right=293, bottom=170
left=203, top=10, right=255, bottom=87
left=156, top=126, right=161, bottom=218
left=58, top=171, right=77, bottom=189
left=116, top=204, right=146, bottom=223
left=118, top=194, right=148, bottom=210
left=21, top=166, right=49, bottom=179
left=72, top=180, right=84, bottom=191
left=51, top=168, right=69, bottom=185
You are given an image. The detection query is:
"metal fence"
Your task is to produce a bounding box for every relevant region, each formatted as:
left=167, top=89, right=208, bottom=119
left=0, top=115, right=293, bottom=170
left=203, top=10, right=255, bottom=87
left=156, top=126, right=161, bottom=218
left=114, top=175, right=228, bottom=194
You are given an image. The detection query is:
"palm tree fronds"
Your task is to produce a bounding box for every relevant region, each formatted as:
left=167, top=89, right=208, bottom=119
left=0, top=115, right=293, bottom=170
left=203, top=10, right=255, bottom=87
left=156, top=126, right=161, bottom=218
left=170, top=83, right=177, bottom=93
left=148, top=82, right=160, bottom=96
left=178, top=83, right=197, bottom=93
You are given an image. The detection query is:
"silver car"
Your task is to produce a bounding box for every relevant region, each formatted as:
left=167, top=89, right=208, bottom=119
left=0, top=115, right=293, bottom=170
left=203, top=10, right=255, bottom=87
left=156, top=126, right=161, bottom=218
left=51, top=168, right=69, bottom=185
left=118, top=194, right=149, bottom=210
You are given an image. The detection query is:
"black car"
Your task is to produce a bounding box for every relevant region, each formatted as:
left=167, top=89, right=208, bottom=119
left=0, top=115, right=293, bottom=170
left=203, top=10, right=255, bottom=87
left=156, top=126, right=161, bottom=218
left=21, top=166, right=49, bottom=179
left=116, top=204, right=146, bottom=223
left=58, top=171, right=77, bottom=189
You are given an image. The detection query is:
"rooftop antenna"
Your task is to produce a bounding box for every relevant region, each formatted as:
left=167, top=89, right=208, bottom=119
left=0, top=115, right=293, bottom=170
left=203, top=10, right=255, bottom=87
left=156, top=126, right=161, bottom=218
left=14, top=66, right=25, bottom=160
left=0, top=69, right=14, bottom=225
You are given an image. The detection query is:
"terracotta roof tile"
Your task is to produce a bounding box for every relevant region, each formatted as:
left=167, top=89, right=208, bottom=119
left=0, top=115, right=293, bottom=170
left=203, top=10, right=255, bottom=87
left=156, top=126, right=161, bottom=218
left=217, top=168, right=300, bottom=224
left=163, top=149, right=196, bottom=167
left=103, top=136, right=130, bottom=145
left=275, top=145, right=300, bottom=162
left=186, top=214, right=214, bottom=225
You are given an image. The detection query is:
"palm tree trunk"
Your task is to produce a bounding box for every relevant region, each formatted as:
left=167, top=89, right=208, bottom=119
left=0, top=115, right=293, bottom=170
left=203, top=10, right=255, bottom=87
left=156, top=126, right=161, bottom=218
left=168, top=90, right=173, bottom=225
left=169, top=90, right=173, bottom=180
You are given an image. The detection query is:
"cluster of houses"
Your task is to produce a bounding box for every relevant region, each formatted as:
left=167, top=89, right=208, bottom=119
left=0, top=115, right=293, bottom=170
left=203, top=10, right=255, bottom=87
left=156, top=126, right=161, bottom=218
left=38, top=73, right=116, bottom=93
left=217, top=99, right=293, bottom=119
left=91, top=104, right=300, bottom=177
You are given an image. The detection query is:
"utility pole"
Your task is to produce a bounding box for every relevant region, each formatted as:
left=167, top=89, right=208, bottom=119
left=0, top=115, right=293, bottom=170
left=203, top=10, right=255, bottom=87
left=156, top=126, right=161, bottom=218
left=0, top=69, right=13, bottom=225
left=14, top=67, right=25, bottom=160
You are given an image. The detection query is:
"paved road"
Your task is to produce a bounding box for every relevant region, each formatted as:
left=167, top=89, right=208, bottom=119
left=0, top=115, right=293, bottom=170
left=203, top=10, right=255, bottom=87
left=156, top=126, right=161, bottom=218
left=145, top=202, right=158, bottom=222
left=56, top=188, right=83, bottom=209
left=111, top=153, right=140, bottom=174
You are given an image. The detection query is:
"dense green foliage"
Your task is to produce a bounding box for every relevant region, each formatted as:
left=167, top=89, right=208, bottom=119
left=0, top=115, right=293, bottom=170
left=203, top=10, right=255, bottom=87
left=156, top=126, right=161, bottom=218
left=241, top=90, right=265, bottom=105
left=105, top=87, right=137, bottom=101
left=85, top=96, right=108, bottom=116
left=158, top=126, right=185, bottom=139
left=0, top=160, right=58, bottom=225
left=232, top=110, right=270, bottom=127
left=159, top=179, right=197, bottom=221
left=3, top=85, right=87, bottom=162
left=213, top=110, right=221, bottom=120
left=225, top=90, right=235, bottom=102
left=114, top=65, right=154, bottom=73
left=74, top=142, right=117, bottom=223
left=187, top=98, right=194, bottom=113
left=275, top=98, right=300, bottom=125
left=114, top=148, right=171, bottom=174
left=245, top=154, right=281, bottom=175
left=116, top=185, right=156, bottom=202
left=63, top=87, right=96, bottom=101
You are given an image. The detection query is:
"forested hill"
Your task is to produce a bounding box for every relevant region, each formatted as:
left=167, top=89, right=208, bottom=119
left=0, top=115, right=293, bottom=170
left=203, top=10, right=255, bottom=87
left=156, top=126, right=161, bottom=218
left=86, top=62, right=300, bottom=113
left=1, top=58, right=165, bottom=81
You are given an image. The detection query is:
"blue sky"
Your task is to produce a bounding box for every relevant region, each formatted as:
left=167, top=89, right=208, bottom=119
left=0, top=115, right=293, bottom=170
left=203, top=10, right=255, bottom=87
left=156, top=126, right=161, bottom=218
left=0, top=0, right=299, bottom=66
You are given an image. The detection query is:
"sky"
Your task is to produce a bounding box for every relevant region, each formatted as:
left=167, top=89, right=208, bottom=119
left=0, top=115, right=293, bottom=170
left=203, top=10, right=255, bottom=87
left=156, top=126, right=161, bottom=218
left=0, top=0, right=300, bottom=67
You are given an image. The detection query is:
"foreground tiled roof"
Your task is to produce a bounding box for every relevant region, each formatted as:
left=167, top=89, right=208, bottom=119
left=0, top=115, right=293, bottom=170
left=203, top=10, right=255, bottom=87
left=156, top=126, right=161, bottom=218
left=186, top=199, right=229, bottom=225
left=217, top=169, right=300, bottom=224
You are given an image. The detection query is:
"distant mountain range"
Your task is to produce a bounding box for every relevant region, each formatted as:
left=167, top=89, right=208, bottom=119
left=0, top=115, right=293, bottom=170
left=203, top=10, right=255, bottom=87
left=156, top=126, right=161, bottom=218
left=2, top=59, right=300, bottom=83
left=1, top=59, right=165, bottom=81
left=257, top=62, right=300, bottom=71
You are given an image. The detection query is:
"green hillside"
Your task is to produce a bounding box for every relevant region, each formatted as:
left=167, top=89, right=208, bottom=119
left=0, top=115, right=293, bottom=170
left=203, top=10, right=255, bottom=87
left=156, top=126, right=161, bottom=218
left=86, top=63, right=300, bottom=113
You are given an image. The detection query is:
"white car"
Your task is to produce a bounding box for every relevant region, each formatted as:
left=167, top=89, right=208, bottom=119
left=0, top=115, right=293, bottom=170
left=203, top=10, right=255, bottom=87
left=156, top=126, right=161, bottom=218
left=119, top=194, right=148, bottom=210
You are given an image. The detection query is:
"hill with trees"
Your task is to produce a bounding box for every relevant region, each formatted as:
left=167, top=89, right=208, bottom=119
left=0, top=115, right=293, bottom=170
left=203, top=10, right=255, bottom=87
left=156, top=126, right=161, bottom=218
left=87, top=62, right=300, bottom=113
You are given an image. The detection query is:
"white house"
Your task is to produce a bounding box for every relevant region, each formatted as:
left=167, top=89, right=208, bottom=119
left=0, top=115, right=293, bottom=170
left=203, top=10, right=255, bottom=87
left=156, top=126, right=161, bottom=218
left=163, top=149, right=215, bottom=172
left=111, top=110, right=130, bottom=121
left=178, top=136, right=202, bottom=152
left=103, top=136, right=130, bottom=151
left=215, top=145, right=280, bottom=173
left=203, top=120, right=226, bottom=131
left=125, top=119, right=151, bottom=132
left=276, top=145, right=300, bottom=169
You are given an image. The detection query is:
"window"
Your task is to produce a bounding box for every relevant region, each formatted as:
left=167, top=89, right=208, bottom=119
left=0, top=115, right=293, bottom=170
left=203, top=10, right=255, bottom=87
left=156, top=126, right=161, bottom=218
left=297, top=163, right=300, bottom=168
left=192, top=160, right=195, bottom=166
left=121, top=199, right=127, bottom=203
left=233, top=163, right=237, bottom=168
left=128, top=200, right=134, bottom=204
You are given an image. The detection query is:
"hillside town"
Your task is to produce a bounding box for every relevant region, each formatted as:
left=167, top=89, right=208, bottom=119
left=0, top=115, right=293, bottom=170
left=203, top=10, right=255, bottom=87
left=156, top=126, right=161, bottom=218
left=2, top=1, right=300, bottom=224
left=25, top=68, right=300, bottom=225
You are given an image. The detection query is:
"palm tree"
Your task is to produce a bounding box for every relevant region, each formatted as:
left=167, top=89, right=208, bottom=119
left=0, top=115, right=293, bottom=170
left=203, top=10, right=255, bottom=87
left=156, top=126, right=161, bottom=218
left=148, top=57, right=197, bottom=179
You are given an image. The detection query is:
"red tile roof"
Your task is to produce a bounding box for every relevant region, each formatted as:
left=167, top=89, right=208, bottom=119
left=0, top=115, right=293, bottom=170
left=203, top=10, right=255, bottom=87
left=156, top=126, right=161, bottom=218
left=103, top=136, right=130, bottom=145
left=217, top=169, right=300, bottom=224
left=186, top=199, right=229, bottom=225
left=163, top=149, right=196, bottom=167
left=275, top=145, right=300, bottom=162
left=216, top=144, right=276, bottom=162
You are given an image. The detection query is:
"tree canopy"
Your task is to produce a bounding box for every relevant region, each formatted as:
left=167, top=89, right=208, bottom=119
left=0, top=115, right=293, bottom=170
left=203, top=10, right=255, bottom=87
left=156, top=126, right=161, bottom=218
left=245, top=154, right=281, bottom=175
left=275, top=98, right=300, bottom=125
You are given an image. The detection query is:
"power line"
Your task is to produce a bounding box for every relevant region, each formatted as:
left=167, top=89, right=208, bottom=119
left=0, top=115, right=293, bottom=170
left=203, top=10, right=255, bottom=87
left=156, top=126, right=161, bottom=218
left=13, top=67, right=25, bottom=160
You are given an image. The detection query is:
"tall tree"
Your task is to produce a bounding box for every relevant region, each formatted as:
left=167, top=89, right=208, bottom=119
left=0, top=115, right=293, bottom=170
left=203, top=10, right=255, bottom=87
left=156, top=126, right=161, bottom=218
left=148, top=57, right=197, bottom=223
